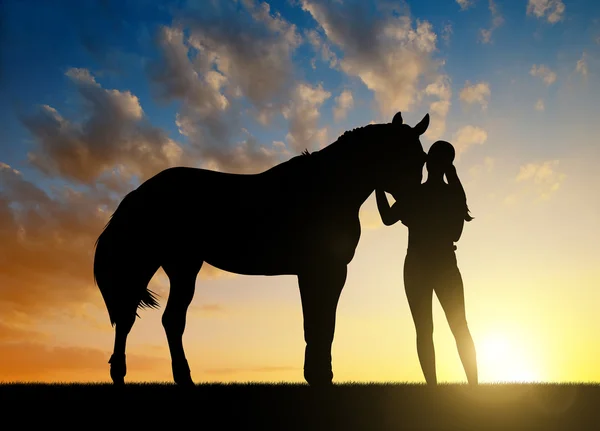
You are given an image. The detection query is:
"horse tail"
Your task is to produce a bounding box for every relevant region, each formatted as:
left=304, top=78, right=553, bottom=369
left=93, top=190, right=160, bottom=327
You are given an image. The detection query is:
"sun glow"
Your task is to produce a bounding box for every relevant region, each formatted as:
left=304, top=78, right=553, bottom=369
left=478, top=334, right=541, bottom=383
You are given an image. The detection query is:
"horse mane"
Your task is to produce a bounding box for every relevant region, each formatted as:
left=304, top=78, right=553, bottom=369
left=264, top=124, right=380, bottom=180
left=296, top=124, right=378, bottom=159
left=320, top=124, right=381, bottom=157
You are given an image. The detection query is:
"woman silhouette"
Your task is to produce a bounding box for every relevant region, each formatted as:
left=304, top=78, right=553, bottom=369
left=376, top=140, right=478, bottom=385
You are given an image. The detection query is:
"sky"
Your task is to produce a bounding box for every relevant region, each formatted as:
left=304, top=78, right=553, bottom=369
left=1, top=0, right=600, bottom=384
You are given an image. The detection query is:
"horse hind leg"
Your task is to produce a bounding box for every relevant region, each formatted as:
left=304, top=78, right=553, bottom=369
left=109, top=265, right=160, bottom=385
left=110, top=308, right=137, bottom=385
left=161, top=258, right=203, bottom=387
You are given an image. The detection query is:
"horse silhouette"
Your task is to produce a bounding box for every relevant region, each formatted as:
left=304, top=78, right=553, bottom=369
left=93, top=111, right=430, bottom=387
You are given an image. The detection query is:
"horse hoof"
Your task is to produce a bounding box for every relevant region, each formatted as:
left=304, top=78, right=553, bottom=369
left=173, top=362, right=194, bottom=387
left=174, top=370, right=194, bottom=387
left=111, top=373, right=125, bottom=386
left=304, top=368, right=333, bottom=388
left=305, top=373, right=334, bottom=388
left=307, top=380, right=333, bottom=388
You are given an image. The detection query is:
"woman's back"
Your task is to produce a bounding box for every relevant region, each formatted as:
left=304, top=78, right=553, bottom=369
left=402, top=182, right=465, bottom=253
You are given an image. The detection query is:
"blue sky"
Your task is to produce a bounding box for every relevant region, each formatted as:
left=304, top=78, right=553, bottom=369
left=3, top=0, right=600, bottom=383
left=3, top=0, right=598, bottom=183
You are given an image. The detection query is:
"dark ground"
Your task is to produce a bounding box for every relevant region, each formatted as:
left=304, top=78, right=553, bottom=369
left=1, top=383, right=599, bottom=430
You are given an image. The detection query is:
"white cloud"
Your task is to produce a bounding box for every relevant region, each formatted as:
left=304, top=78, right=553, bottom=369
left=452, top=125, right=488, bottom=157
left=282, top=82, right=331, bottom=152
left=468, top=156, right=495, bottom=180
left=527, top=0, right=565, bottom=24
left=535, top=98, right=545, bottom=111
left=456, top=0, right=473, bottom=10
left=576, top=52, right=588, bottom=77
left=480, top=0, right=504, bottom=44
left=442, top=23, right=453, bottom=44
left=333, top=89, right=354, bottom=122
left=300, top=0, right=444, bottom=120
left=423, top=74, right=452, bottom=140
left=20, top=68, right=186, bottom=186
left=530, top=64, right=557, bottom=85
left=515, top=159, right=566, bottom=201
left=182, top=0, right=302, bottom=125
left=148, top=17, right=298, bottom=174
left=459, top=81, right=491, bottom=110
left=306, top=29, right=338, bottom=69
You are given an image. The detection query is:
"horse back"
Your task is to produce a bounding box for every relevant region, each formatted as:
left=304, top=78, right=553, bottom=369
left=134, top=158, right=360, bottom=273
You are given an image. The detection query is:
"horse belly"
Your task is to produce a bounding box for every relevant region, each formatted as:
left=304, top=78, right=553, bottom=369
left=198, top=211, right=361, bottom=274
left=199, top=222, right=304, bottom=276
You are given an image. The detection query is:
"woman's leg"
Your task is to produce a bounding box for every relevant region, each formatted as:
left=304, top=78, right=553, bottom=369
left=435, top=261, right=478, bottom=385
left=404, top=254, right=437, bottom=385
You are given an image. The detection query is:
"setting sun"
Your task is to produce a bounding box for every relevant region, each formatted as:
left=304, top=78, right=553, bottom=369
left=478, top=334, right=541, bottom=383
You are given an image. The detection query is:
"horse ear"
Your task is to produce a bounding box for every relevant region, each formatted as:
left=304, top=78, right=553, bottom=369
left=413, top=113, right=430, bottom=135
left=392, top=112, right=403, bottom=125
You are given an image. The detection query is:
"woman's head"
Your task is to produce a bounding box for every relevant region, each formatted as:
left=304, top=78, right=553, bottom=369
left=429, top=140, right=455, bottom=162
left=426, top=140, right=455, bottom=179
left=427, top=140, right=474, bottom=222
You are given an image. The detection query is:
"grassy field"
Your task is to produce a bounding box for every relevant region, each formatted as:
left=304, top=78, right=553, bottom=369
left=1, top=383, right=599, bottom=429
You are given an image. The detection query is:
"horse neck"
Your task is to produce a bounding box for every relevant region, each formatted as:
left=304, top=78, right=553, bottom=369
left=316, top=130, right=378, bottom=211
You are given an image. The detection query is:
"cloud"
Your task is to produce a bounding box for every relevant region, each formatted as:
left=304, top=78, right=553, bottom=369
left=527, top=0, right=565, bottom=24
left=0, top=341, right=166, bottom=381
left=164, top=0, right=301, bottom=126
left=19, top=68, right=187, bottom=186
left=197, top=132, right=292, bottom=174
left=515, top=159, right=566, bottom=201
left=535, top=99, right=545, bottom=111
left=282, top=82, right=331, bottom=152
left=456, top=0, right=474, bottom=10
left=148, top=24, right=292, bottom=174
left=146, top=0, right=315, bottom=173
left=480, top=0, right=504, bottom=44
left=441, top=23, right=453, bottom=44
left=459, top=81, right=491, bottom=110
left=189, top=303, right=228, bottom=317
left=530, top=64, right=557, bottom=85
left=452, top=125, right=488, bottom=157
left=148, top=26, right=233, bottom=142
left=468, top=157, right=495, bottom=180
left=306, top=28, right=338, bottom=69
left=333, top=89, right=354, bottom=122
left=0, top=322, right=47, bottom=343
left=192, top=0, right=301, bottom=112
left=423, top=74, right=452, bottom=140
left=300, top=0, right=444, bottom=119
left=0, top=162, right=117, bottom=321
left=576, top=52, right=588, bottom=77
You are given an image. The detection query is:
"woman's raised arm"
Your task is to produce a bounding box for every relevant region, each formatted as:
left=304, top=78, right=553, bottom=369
left=376, top=188, right=410, bottom=226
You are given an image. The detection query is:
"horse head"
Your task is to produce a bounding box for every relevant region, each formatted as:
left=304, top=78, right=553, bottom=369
left=375, top=111, right=429, bottom=198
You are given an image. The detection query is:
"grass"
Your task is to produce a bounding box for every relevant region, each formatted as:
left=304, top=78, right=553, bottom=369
left=1, top=382, right=599, bottom=429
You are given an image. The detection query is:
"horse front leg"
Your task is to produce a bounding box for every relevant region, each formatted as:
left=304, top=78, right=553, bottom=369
left=298, top=264, right=347, bottom=387
left=162, top=260, right=202, bottom=387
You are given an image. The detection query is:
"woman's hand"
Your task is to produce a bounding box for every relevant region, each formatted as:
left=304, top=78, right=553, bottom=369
left=444, top=163, right=457, bottom=177
left=376, top=188, right=406, bottom=226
